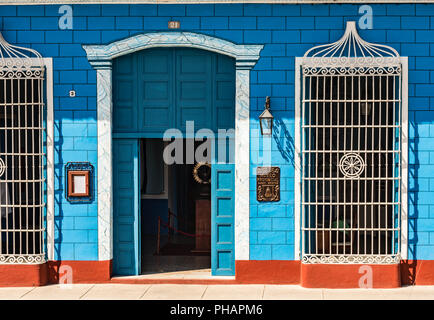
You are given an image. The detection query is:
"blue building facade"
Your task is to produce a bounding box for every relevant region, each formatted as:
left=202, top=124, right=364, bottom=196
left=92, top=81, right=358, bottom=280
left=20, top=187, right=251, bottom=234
left=0, top=1, right=433, bottom=287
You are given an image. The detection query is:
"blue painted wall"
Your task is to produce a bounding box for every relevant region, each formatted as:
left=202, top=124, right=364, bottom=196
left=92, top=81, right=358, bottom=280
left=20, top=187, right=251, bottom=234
left=2, top=3, right=434, bottom=261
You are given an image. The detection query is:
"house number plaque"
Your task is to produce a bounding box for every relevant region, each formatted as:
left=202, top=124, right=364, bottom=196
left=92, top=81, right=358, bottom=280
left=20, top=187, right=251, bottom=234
left=256, top=167, right=280, bottom=202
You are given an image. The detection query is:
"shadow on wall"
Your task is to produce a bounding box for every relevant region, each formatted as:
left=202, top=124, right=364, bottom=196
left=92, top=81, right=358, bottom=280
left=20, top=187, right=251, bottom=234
left=403, top=113, right=425, bottom=285
left=49, top=119, right=64, bottom=282
left=50, top=113, right=97, bottom=264
left=273, top=117, right=295, bottom=166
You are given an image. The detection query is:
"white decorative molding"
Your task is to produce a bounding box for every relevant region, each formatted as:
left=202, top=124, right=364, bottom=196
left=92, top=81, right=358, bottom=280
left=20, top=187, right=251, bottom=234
left=302, top=254, right=401, bottom=264
left=84, top=32, right=262, bottom=69
left=0, top=254, right=46, bottom=265
left=84, top=32, right=263, bottom=263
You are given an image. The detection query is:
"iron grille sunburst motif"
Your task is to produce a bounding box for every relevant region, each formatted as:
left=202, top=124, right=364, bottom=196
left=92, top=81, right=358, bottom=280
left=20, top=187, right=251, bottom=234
left=339, top=153, right=365, bottom=179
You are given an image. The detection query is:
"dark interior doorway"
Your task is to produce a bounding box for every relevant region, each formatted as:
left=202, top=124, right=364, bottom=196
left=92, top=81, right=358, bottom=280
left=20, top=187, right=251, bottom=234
left=140, top=138, right=211, bottom=275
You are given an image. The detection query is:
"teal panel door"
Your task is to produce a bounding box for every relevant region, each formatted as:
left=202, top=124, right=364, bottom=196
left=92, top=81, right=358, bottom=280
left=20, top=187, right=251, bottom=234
left=211, top=163, right=235, bottom=276
left=113, top=48, right=235, bottom=135
left=112, top=47, right=236, bottom=276
left=113, top=139, right=140, bottom=275
left=139, top=49, right=174, bottom=133
left=176, top=49, right=213, bottom=130
left=112, top=54, right=139, bottom=132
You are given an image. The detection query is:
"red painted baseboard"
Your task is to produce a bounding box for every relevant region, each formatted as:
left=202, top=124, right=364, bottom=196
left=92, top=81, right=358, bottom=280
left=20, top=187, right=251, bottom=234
left=0, top=263, right=48, bottom=287
left=47, top=260, right=112, bottom=284
left=235, top=260, right=402, bottom=288
left=1, top=259, right=434, bottom=287
left=300, top=263, right=401, bottom=288
left=235, top=260, right=300, bottom=284
left=401, top=260, right=434, bottom=285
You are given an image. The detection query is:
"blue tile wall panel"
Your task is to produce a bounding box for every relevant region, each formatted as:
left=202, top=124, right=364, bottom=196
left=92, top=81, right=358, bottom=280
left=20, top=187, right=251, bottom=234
left=2, top=3, right=434, bottom=261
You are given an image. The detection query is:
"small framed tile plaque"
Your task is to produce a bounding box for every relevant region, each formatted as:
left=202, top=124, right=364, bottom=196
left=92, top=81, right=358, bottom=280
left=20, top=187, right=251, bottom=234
left=65, top=162, right=94, bottom=202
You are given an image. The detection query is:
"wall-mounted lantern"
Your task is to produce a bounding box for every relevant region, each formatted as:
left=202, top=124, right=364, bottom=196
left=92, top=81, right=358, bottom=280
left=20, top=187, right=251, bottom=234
left=259, top=96, right=274, bottom=136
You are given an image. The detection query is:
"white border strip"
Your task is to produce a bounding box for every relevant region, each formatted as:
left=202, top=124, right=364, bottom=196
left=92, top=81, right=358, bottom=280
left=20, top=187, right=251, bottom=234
left=45, top=58, right=55, bottom=261
left=401, top=56, right=408, bottom=260
left=2, top=0, right=434, bottom=4
left=294, top=57, right=302, bottom=261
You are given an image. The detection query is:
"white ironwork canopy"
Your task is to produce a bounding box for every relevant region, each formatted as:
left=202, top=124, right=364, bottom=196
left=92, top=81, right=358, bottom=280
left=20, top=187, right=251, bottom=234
left=0, top=31, right=44, bottom=73
left=303, top=21, right=400, bottom=71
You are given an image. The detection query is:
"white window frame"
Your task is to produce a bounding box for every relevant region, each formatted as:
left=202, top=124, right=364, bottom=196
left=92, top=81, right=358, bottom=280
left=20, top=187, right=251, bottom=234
left=0, top=58, right=54, bottom=263
left=293, top=25, right=408, bottom=263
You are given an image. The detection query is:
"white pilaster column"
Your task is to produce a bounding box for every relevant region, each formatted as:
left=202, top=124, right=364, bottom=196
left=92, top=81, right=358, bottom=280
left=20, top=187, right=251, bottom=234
left=234, top=62, right=252, bottom=261
left=92, top=61, right=113, bottom=261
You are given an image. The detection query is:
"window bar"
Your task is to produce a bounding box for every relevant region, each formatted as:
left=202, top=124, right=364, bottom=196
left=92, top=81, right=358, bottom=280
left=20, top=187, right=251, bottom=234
left=32, top=77, right=36, bottom=256
left=40, top=75, right=45, bottom=256
left=25, top=78, right=28, bottom=255
left=350, top=74, right=354, bottom=255
left=39, top=76, right=42, bottom=255
left=378, top=76, right=382, bottom=255
left=1, top=78, right=4, bottom=254
left=357, top=74, right=361, bottom=256
left=385, top=75, right=389, bottom=255
left=308, top=74, right=312, bottom=256
left=301, top=71, right=306, bottom=259
left=18, top=78, right=22, bottom=256
left=397, top=71, right=401, bottom=255
left=321, top=75, right=326, bottom=255
left=371, top=74, right=375, bottom=255
left=364, top=75, right=368, bottom=255
left=315, top=74, right=319, bottom=256
left=329, top=75, right=333, bottom=256
left=10, top=76, right=14, bottom=257
left=392, top=74, right=396, bottom=255
left=343, top=75, right=347, bottom=255
left=399, top=71, right=402, bottom=255
left=335, top=75, right=340, bottom=256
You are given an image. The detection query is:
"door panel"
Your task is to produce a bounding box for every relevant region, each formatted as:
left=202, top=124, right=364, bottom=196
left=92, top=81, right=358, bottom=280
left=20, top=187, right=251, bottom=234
left=176, top=49, right=213, bottom=130
left=112, top=48, right=235, bottom=134
left=139, top=49, right=174, bottom=131
left=211, top=163, right=235, bottom=276
left=113, top=139, right=140, bottom=275
left=112, top=55, right=138, bottom=131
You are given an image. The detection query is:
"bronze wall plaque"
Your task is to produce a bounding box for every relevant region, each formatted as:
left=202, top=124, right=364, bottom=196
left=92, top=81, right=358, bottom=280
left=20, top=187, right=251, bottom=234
left=256, top=167, right=280, bottom=202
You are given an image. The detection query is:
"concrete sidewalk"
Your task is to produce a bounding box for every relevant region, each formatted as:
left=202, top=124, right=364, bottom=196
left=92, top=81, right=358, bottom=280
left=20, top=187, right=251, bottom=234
left=1, top=284, right=434, bottom=300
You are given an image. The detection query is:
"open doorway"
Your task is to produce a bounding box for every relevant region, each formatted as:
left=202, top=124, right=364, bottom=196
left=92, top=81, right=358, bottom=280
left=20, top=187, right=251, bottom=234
left=140, top=138, right=211, bottom=275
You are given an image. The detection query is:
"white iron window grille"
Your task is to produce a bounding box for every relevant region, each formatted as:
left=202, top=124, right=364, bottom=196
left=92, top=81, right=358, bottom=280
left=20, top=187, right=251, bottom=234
left=298, top=21, right=406, bottom=264
left=0, top=32, right=46, bottom=264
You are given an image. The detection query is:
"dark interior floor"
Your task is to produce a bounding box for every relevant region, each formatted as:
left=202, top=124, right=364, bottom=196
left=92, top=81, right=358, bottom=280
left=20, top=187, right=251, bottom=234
left=141, top=234, right=210, bottom=275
